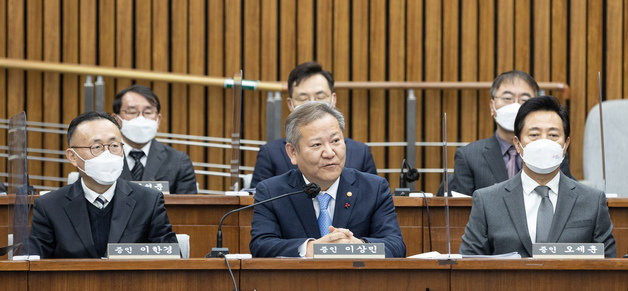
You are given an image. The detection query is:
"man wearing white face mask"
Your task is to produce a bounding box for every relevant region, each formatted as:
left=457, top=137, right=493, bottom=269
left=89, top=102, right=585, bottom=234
left=460, top=96, right=616, bottom=257
left=113, top=85, right=197, bottom=194
left=28, top=112, right=177, bottom=258
left=443, top=70, right=573, bottom=196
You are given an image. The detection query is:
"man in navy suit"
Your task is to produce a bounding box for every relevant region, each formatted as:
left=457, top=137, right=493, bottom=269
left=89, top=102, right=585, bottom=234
left=28, top=112, right=177, bottom=258
left=250, top=102, right=405, bottom=258
left=251, top=62, right=377, bottom=188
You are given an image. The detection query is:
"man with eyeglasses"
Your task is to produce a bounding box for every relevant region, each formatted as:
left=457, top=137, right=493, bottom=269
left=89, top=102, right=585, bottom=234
left=112, top=85, right=197, bottom=194
left=28, top=111, right=177, bottom=258
left=251, top=62, right=377, bottom=188
left=445, top=70, right=572, bottom=196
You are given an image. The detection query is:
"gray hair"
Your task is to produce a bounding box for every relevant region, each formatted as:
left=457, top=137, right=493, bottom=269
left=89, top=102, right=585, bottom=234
left=285, top=102, right=345, bottom=151
left=490, top=70, right=539, bottom=99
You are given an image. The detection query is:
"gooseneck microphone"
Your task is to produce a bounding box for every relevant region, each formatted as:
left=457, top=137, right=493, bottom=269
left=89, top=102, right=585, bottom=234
left=206, top=182, right=321, bottom=258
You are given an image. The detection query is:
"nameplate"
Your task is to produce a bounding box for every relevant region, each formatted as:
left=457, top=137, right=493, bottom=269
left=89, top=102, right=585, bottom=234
left=130, top=181, right=170, bottom=194
left=313, top=243, right=385, bottom=259
left=532, top=243, right=604, bottom=259
left=107, top=243, right=180, bottom=259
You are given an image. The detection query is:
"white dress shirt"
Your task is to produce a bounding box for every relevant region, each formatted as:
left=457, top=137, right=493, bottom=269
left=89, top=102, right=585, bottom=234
left=521, top=170, right=559, bottom=243
left=297, top=175, right=341, bottom=257
left=124, top=140, right=152, bottom=169
left=81, top=178, right=116, bottom=208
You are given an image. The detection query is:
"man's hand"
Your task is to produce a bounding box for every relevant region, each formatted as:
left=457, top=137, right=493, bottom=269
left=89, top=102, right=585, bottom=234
left=305, top=226, right=363, bottom=257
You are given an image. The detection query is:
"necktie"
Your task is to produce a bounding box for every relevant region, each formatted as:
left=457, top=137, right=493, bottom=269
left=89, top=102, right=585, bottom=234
left=317, top=193, right=332, bottom=237
left=129, top=151, right=145, bottom=181
left=506, top=146, right=518, bottom=178
left=535, top=186, right=554, bottom=243
left=95, top=195, right=107, bottom=209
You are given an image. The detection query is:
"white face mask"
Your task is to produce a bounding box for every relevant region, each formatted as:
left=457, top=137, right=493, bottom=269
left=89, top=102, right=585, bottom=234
left=72, top=149, right=124, bottom=185
left=520, top=139, right=565, bottom=174
left=120, top=116, right=158, bottom=144
left=493, top=102, right=521, bottom=131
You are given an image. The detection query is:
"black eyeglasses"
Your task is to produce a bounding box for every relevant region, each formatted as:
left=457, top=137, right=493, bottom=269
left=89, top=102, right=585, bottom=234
left=71, top=142, right=123, bottom=157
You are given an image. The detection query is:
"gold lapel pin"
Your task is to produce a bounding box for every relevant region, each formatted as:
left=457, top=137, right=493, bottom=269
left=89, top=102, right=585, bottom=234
left=347, top=192, right=352, bottom=197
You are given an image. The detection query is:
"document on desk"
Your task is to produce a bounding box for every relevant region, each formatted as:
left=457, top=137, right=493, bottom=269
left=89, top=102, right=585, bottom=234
left=407, top=251, right=462, bottom=259
left=461, top=252, right=521, bottom=259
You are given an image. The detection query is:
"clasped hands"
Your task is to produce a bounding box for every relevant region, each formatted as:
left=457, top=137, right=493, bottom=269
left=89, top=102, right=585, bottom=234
left=305, top=226, right=363, bottom=257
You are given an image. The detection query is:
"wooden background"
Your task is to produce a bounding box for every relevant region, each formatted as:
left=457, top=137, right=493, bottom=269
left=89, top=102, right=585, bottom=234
left=0, top=0, right=625, bottom=193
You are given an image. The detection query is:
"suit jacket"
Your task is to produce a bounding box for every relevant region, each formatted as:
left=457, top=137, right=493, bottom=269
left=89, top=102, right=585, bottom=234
left=446, top=135, right=573, bottom=196
left=120, top=139, right=197, bottom=194
left=250, top=137, right=377, bottom=188
left=250, top=168, right=405, bottom=258
left=0, top=180, right=5, bottom=193
left=459, top=172, right=617, bottom=258
left=28, top=179, right=178, bottom=258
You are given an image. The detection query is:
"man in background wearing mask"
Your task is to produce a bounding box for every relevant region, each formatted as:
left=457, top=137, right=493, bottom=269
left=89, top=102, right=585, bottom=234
left=459, top=96, right=616, bottom=257
left=446, top=70, right=572, bottom=196
left=251, top=62, right=377, bottom=188
left=113, top=85, right=197, bottom=194
left=28, top=111, right=177, bottom=258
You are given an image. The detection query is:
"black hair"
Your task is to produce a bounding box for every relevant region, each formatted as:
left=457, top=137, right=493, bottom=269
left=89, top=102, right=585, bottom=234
left=67, top=111, right=120, bottom=145
left=112, top=84, right=161, bottom=114
left=514, top=95, right=570, bottom=139
left=491, top=70, right=540, bottom=99
left=287, top=62, right=334, bottom=97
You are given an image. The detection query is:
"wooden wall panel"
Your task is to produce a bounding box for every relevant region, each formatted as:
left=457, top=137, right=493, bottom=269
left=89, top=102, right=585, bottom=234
left=2, top=0, right=626, bottom=194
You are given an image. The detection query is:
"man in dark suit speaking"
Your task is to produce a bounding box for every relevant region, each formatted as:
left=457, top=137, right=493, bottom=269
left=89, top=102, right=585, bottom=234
left=459, top=96, right=616, bottom=257
left=250, top=102, right=405, bottom=258
left=28, top=112, right=177, bottom=258
left=113, top=85, right=197, bottom=194
left=251, top=62, right=377, bottom=188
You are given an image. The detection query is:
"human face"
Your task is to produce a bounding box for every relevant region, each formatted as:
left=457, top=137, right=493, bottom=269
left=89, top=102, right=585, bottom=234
left=117, top=92, right=161, bottom=123
left=66, top=119, right=124, bottom=170
left=491, top=78, right=535, bottom=114
left=287, top=74, right=337, bottom=111
left=286, top=114, right=346, bottom=190
left=513, top=110, right=570, bottom=157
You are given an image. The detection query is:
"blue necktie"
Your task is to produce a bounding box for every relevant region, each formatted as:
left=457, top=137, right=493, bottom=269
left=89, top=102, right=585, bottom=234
left=95, top=195, right=107, bottom=209
left=317, top=193, right=332, bottom=237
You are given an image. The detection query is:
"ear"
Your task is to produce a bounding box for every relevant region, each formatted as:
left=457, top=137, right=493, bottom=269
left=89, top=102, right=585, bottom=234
left=156, top=113, right=162, bottom=128
left=563, top=136, right=570, bottom=155
left=111, top=113, right=123, bottom=127
left=330, top=93, right=337, bottom=107
left=286, top=98, right=295, bottom=112
left=489, top=99, right=496, bottom=117
left=66, top=148, right=79, bottom=168
left=513, top=136, right=523, bottom=156
left=285, top=143, right=298, bottom=165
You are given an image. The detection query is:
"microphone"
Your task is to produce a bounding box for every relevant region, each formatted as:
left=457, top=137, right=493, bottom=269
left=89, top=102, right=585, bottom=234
left=206, top=182, right=321, bottom=257
left=394, top=159, right=420, bottom=196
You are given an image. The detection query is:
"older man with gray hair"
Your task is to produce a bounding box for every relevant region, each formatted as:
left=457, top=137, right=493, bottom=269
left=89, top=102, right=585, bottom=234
left=249, top=102, right=405, bottom=258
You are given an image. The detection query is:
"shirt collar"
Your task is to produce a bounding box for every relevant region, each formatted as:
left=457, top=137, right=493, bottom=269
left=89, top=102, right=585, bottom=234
left=81, top=178, right=117, bottom=204
left=123, top=140, right=152, bottom=157
left=302, top=175, right=340, bottom=201
left=495, top=131, right=514, bottom=156
left=521, top=170, right=560, bottom=197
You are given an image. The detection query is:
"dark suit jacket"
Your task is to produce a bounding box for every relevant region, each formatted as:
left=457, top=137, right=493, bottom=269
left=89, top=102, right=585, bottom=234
left=445, top=135, right=573, bottom=196
left=0, top=180, right=5, bottom=193
left=459, top=172, right=617, bottom=258
left=120, top=139, right=197, bottom=194
left=28, top=179, right=178, bottom=258
left=250, top=168, right=405, bottom=258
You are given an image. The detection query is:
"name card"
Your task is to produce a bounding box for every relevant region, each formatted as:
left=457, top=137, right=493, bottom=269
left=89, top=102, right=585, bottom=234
left=532, top=243, right=604, bottom=259
left=107, top=243, right=180, bottom=259
left=313, top=243, right=385, bottom=259
left=131, top=181, right=170, bottom=194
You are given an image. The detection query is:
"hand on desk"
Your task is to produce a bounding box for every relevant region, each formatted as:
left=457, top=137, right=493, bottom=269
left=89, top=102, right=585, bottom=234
left=305, top=226, right=363, bottom=257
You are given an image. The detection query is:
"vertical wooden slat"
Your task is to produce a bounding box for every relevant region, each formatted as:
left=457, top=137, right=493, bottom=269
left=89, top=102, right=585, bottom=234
left=551, top=0, right=568, bottom=99
left=624, top=0, right=628, bottom=100
left=279, top=0, right=296, bottom=120
left=26, top=0, right=43, bottom=185
left=207, top=0, right=225, bottom=191
left=478, top=0, right=495, bottom=139
left=171, top=0, right=188, bottom=154
left=333, top=0, right=350, bottom=120
left=569, top=0, right=587, bottom=180
left=99, top=0, right=115, bottom=114
left=424, top=0, right=442, bottom=193
left=297, top=0, right=314, bottom=62
left=460, top=0, right=478, bottom=142
left=224, top=0, right=241, bottom=190
left=188, top=0, right=206, bottom=189
left=115, top=0, right=133, bottom=92
left=243, top=0, right=260, bottom=171
left=152, top=0, right=169, bottom=133
left=135, top=0, right=152, bottom=87
left=0, top=0, right=6, bottom=173
left=351, top=0, right=368, bottom=142
left=443, top=0, right=459, bottom=172
left=260, top=0, right=278, bottom=143
left=587, top=0, right=603, bottom=113
left=316, top=0, right=333, bottom=69
left=607, top=0, right=623, bottom=100
left=496, top=0, right=514, bottom=73
left=407, top=0, right=423, bottom=189
left=388, top=0, right=406, bottom=189
left=368, top=0, right=384, bottom=177
left=514, top=0, right=531, bottom=72
left=43, top=0, right=60, bottom=188
left=7, top=0, right=24, bottom=117
left=533, top=0, right=550, bottom=82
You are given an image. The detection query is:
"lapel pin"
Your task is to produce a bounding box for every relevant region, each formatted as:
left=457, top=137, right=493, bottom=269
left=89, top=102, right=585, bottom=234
left=344, top=203, right=351, bottom=209
left=346, top=192, right=352, bottom=197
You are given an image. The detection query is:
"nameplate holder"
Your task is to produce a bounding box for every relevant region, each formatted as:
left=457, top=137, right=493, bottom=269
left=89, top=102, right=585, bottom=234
left=313, top=243, right=385, bottom=259
left=130, top=181, right=170, bottom=194
left=107, top=243, right=180, bottom=259
left=532, top=243, right=604, bottom=259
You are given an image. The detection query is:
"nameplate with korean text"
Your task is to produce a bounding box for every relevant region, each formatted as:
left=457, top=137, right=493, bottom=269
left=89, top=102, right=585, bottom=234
left=313, top=243, right=385, bottom=259
left=532, top=243, right=604, bottom=259
left=130, top=181, right=170, bottom=194
left=107, top=243, right=180, bottom=259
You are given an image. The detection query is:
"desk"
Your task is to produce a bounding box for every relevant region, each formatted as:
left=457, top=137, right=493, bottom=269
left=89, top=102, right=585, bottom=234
left=0, top=261, right=28, bottom=291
